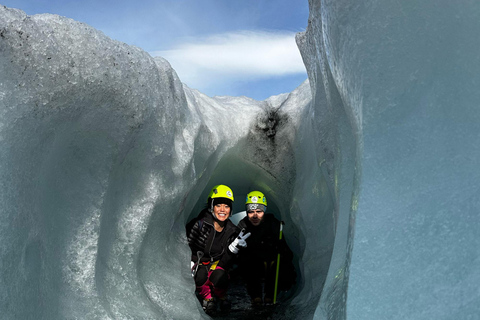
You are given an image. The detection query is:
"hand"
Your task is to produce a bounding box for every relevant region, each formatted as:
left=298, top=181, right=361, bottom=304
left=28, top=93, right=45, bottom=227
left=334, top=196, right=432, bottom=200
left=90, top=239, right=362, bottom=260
left=228, top=229, right=251, bottom=254
left=190, top=261, right=196, bottom=277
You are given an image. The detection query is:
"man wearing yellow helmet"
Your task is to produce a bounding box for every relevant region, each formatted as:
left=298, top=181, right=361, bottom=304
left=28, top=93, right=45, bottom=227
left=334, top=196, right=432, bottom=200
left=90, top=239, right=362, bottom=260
left=186, top=185, right=250, bottom=315
left=237, top=191, right=296, bottom=307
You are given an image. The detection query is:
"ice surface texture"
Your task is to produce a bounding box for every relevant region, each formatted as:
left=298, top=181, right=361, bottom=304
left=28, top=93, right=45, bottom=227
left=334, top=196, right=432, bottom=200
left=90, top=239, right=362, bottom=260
left=299, top=0, right=480, bottom=319
left=2, top=0, right=479, bottom=319
left=0, top=5, right=320, bottom=320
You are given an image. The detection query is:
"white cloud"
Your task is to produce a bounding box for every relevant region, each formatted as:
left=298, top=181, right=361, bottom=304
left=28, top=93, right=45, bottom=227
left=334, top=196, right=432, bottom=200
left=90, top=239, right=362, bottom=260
left=149, top=30, right=306, bottom=90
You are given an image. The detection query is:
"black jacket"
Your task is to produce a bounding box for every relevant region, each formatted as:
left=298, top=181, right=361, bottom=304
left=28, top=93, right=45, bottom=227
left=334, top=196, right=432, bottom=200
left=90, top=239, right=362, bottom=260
left=186, top=209, right=240, bottom=270
left=238, top=213, right=296, bottom=290
left=238, top=213, right=293, bottom=263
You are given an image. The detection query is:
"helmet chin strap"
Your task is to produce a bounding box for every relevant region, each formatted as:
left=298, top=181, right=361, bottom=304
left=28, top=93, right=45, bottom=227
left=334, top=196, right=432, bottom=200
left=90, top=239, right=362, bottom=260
left=209, top=199, right=220, bottom=222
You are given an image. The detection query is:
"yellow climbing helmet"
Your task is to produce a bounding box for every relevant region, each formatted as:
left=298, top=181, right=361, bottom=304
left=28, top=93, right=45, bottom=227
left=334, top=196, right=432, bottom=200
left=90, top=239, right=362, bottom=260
left=245, top=191, right=267, bottom=212
left=208, top=185, right=234, bottom=202
left=208, top=185, right=234, bottom=215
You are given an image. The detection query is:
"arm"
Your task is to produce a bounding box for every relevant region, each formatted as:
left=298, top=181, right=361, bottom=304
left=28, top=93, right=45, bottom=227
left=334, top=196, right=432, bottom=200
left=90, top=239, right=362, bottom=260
left=186, top=218, right=209, bottom=262
left=218, top=227, right=249, bottom=269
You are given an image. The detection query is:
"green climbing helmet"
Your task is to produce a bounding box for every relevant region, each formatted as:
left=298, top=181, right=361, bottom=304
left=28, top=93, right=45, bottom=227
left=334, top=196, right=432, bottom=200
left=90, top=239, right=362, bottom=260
left=245, top=191, right=267, bottom=212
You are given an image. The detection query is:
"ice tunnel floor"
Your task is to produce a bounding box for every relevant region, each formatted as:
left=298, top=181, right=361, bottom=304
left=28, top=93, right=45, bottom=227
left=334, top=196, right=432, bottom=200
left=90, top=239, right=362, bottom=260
left=197, top=269, right=294, bottom=320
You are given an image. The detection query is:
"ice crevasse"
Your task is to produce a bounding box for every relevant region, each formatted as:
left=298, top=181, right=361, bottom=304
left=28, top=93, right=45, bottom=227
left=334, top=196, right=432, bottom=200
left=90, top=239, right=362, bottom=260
left=1, top=0, right=480, bottom=320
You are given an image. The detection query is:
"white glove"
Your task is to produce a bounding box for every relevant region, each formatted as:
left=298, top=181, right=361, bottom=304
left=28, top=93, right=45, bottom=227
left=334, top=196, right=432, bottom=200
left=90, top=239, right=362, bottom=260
left=228, top=229, right=251, bottom=254
left=190, top=261, right=195, bottom=277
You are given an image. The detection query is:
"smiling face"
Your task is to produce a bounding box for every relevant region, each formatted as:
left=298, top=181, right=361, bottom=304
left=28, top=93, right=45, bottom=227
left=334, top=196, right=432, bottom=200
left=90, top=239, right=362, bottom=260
left=213, top=203, right=231, bottom=222
left=247, top=209, right=265, bottom=226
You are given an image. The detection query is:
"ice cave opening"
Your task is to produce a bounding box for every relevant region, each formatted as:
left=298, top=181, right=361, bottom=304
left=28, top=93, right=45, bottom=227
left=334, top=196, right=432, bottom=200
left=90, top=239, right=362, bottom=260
left=185, top=151, right=301, bottom=275
left=187, top=153, right=290, bottom=225
left=0, top=4, right=352, bottom=319
left=176, top=129, right=337, bottom=318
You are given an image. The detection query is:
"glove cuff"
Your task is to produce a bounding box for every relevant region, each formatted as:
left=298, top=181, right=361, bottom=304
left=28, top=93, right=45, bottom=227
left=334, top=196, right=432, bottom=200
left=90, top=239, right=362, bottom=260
left=228, top=243, right=239, bottom=254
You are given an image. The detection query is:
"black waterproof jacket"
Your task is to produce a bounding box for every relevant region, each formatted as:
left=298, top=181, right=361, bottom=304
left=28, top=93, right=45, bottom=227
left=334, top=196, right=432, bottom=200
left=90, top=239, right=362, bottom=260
left=186, top=209, right=240, bottom=270
left=237, top=213, right=296, bottom=291
left=237, top=213, right=293, bottom=262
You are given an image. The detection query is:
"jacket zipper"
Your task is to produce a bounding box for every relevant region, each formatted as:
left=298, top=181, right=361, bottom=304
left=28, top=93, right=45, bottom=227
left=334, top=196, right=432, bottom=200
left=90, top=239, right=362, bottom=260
left=204, top=220, right=228, bottom=261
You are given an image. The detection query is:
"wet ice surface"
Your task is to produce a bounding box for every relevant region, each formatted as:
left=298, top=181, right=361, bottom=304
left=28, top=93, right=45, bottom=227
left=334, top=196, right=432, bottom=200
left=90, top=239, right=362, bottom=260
left=2, top=0, right=479, bottom=319
left=301, top=1, right=480, bottom=319
left=0, top=5, right=319, bottom=319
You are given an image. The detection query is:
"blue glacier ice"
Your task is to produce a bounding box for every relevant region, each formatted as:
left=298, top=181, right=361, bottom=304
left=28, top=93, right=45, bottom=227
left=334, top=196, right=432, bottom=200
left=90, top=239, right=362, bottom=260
left=299, top=0, right=480, bottom=320
left=334, top=1, right=480, bottom=319
left=1, top=0, right=479, bottom=319
left=299, top=0, right=480, bottom=319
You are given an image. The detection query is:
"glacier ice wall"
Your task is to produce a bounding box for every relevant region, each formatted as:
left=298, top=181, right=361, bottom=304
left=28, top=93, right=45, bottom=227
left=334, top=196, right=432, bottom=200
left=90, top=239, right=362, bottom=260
left=0, top=5, right=336, bottom=320
left=0, top=7, right=198, bottom=319
left=296, top=1, right=362, bottom=319
left=299, top=0, right=480, bottom=319
left=4, top=0, right=477, bottom=319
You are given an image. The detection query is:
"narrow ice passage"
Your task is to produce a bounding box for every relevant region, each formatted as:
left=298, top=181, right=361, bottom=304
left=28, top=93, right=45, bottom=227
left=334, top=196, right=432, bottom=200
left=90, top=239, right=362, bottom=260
left=5, top=0, right=479, bottom=317
left=0, top=3, right=362, bottom=320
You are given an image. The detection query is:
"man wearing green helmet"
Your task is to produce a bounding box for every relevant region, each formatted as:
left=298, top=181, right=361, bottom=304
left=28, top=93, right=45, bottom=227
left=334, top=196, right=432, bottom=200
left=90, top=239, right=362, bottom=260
left=237, top=191, right=296, bottom=307
left=186, top=185, right=250, bottom=315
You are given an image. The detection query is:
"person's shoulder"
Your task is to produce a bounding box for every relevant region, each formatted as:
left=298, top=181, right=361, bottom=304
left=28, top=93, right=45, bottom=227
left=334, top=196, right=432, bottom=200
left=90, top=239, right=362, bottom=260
left=201, top=209, right=215, bottom=223
left=237, top=217, right=248, bottom=228
left=186, top=209, right=211, bottom=228
left=186, top=215, right=198, bottom=229
left=225, top=219, right=240, bottom=231
left=263, top=214, right=282, bottom=233
left=225, top=220, right=241, bottom=237
left=264, top=213, right=280, bottom=224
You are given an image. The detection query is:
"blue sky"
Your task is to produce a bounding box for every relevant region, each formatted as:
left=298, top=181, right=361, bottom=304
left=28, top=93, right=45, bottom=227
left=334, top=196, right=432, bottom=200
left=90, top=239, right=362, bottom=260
left=2, top=0, right=309, bottom=100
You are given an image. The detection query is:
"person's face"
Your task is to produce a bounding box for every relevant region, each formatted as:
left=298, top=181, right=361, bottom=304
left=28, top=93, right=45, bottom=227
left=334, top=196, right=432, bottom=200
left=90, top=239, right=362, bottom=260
left=213, top=203, right=231, bottom=222
left=247, top=209, right=264, bottom=226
